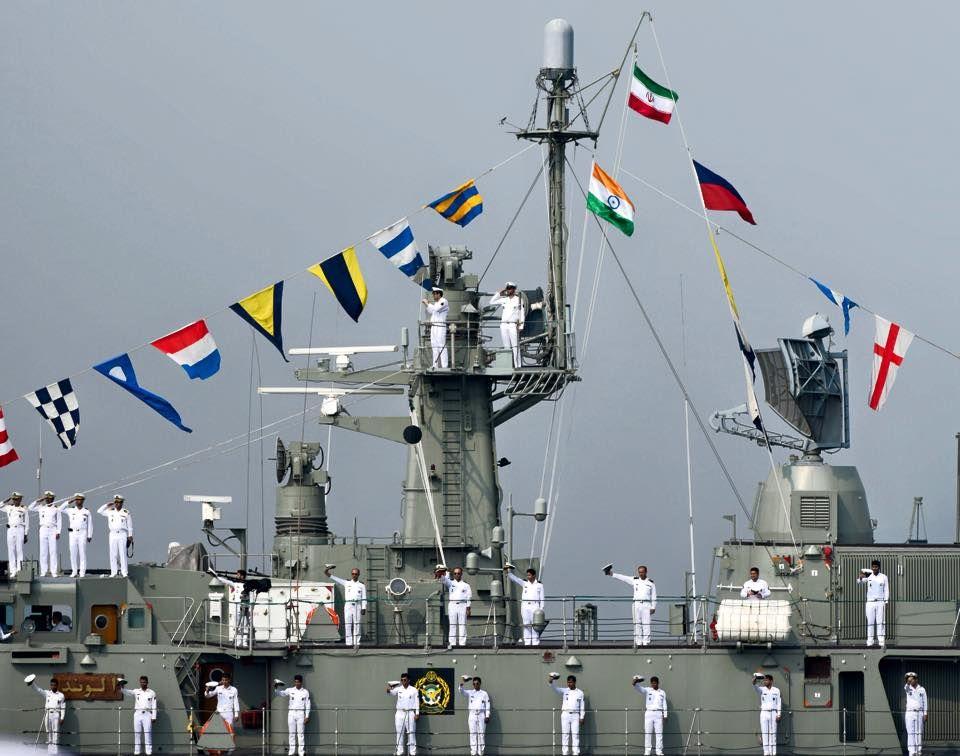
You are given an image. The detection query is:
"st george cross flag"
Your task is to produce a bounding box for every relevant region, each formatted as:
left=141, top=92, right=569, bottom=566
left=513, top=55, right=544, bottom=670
left=25, top=379, right=80, bottom=449
left=0, top=406, right=18, bottom=467
left=368, top=219, right=431, bottom=290
left=151, top=319, right=221, bottom=379
left=869, top=315, right=913, bottom=411
left=93, top=353, right=192, bottom=432
left=810, top=278, right=858, bottom=335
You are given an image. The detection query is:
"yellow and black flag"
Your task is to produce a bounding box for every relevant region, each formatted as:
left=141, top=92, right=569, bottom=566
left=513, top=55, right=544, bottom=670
left=309, top=247, right=368, bottom=322
left=230, top=282, right=288, bottom=361
left=428, top=180, right=483, bottom=227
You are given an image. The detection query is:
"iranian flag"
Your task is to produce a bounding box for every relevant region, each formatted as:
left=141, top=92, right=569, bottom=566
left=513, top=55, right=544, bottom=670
left=628, top=65, right=678, bottom=124
left=587, top=162, right=635, bottom=236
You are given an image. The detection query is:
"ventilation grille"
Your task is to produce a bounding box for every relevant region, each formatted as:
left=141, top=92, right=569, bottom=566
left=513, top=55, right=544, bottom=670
left=799, top=495, right=831, bottom=529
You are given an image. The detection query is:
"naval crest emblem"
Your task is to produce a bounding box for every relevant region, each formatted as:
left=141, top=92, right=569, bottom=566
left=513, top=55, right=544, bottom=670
left=411, top=668, right=454, bottom=715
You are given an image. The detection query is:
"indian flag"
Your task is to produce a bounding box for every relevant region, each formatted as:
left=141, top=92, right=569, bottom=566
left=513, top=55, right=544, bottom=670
left=587, top=162, right=635, bottom=236
left=628, top=65, right=678, bottom=124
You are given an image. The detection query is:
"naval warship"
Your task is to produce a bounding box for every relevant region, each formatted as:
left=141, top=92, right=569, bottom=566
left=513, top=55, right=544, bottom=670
left=3, top=17, right=960, bottom=756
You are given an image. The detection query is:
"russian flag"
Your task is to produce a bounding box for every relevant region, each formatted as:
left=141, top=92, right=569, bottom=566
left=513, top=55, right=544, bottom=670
left=151, top=319, right=221, bottom=380
left=693, top=160, right=756, bottom=225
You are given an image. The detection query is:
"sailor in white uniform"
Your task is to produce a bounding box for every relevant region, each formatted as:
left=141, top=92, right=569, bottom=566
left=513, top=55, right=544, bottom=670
left=325, top=565, right=367, bottom=647
left=28, top=674, right=66, bottom=754
left=274, top=675, right=311, bottom=756
left=458, top=675, right=491, bottom=756
left=423, top=286, right=450, bottom=368
left=438, top=565, right=472, bottom=648
left=96, top=495, right=133, bottom=577
left=548, top=673, right=585, bottom=756
left=903, top=671, right=927, bottom=756
left=28, top=491, right=61, bottom=577
left=121, top=675, right=158, bottom=755
left=856, top=560, right=889, bottom=648
left=386, top=673, right=420, bottom=755
left=752, top=673, right=782, bottom=756
left=605, top=563, right=657, bottom=646
left=489, top=282, right=525, bottom=367
left=2, top=491, right=28, bottom=577
left=740, top=567, right=771, bottom=600
left=504, top=564, right=545, bottom=645
left=632, top=675, right=667, bottom=756
left=59, top=494, right=92, bottom=577
left=204, top=673, right=241, bottom=729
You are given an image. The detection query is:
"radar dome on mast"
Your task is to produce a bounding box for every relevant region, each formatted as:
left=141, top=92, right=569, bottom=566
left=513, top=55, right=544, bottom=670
left=542, top=19, right=574, bottom=73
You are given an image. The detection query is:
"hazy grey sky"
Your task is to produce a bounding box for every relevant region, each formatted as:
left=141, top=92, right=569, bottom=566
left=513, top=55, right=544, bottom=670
left=2, top=2, right=958, bottom=600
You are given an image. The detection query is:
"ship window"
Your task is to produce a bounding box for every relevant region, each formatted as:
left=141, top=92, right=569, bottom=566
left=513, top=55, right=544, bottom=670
left=127, top=607, right=145, bottom=629
left=805, top=656, right=831, bottom=679
left=94, top=614, right=109, bottom=630
left=0, top=603, right=13, bottom=630
left=26, top=604, right=73, bottom=633
left=799, top=496, right=831, bottom=529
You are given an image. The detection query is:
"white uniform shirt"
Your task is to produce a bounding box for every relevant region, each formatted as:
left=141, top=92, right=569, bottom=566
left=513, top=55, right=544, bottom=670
left=442, top=576, right=472, bottom=606
left=2, top=504, right=27, bottom=528
left=330, top=576, right=367, bottom=610
left=426, top=298, right=449, bottom=324
left=459, top=685, right=491, bottom=716
left=551, top=683, right=585, bottom=717
left=612, top=574, right=657, bottom=608
left=754, top=685, right=782, bottom=713
left=205, top=684, right=240, bottom=717
left=904, top=684, right=927, bottom=713
left=857, top=572, right=889, bottom=601
left=125, top=687, right=158, bottom=718
left=33, top=685, right=66, bottom=718
left=634, top=684, right=668, bottom=714
left=29, top=502, right=62, bottom=532
left=740, top=578, right=771, bottom=600
left=507, top=573, right=545, bottom=607
left=278, top=686, right=311, bottom=713
left=489, top=293, right=525, bottom=326
left=60, top=504, right=93, bottom=539
left=389, top=685, right=420, bottom=712
left=97, top=504, right=134, bottom=536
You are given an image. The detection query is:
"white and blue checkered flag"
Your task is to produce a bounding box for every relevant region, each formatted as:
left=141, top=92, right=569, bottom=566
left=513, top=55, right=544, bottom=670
left=25, top=379, right=80, bottom=449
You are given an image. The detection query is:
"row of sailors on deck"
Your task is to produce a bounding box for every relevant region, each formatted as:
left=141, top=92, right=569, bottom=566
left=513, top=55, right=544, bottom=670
left=21, top=668, right=931, bottom=756
left=422, top=281, right=525, bottom=369
left=2, top=491, right=133, bottom=579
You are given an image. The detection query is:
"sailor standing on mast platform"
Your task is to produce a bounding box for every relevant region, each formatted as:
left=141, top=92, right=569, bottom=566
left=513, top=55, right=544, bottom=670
left=386, top=673, right=420, bottom=756
left=422, top=286, right=450, bottom=369
left=97, top=495, right=133, bottom=578
left=2, top=491, right=28, bottom=578
left=489, top=282, right=525, bottom=367
left=856, top=559, right=889, bottom=648
left=751, top=673, right=782, bottom=756
left=604, top=563, right=657, bottom=646
left=325, top=565, right=367, bottom=647
left=903, top=671, right=927, bottom=756
left=58, top=494, right=92, bottom=578
left=28, top=491, right=61, bottom=577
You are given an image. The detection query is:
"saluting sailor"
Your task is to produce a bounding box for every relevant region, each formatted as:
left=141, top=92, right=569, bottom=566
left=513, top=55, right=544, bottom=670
left=96, top=495, right=133, bottom=578
left=856, top=559, right=889, bottom=648
left=752, top=673, right=782, bottom=756
left=274, top=674, right=311, bottom=756
left=121, top=675, right=158, bottom=756
left=27, top=674, right=66, bottom=754
left=438, top=565, right=472, bottom=648
left=631, top=675, right=667, bottom=756
left=458, top=675, right=491, bottom=756
left=28, top=491, right=62, bottom=577
left=548, top=673, right=585, bottom=756
left=740, top=567, right=771, bottom=600
left=204, top=672, right=241, bottom=729
left=386, top=672, right=420, bottom=756
left=58, top=494, right=92, bottom=577
left=604, top=563, right=657, bottom=646
left=489, top=282, right=525, bottom=367
left=2, top=491, right=28, bottom=577
left=324, top=565, right=367, bottom=647
left=423, top=286, right=450, bottom=369
left=903, top=671, right=927, bottom=756
left=504, top=563, right=545, bottom=646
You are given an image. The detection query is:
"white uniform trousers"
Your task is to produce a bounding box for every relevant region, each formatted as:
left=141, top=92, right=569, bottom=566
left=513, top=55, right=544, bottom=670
left=468, top=711, right=486, bottom=755
left=287, top=711, right=306, bottom=756
left=7, top=525, right=24, bottom=575
left=448, top=602, right=468, bottom=647
left=644, top=710, right=664, bottom=755
left=905, top=710, right=923, bottom=755
left=634, top=604, right=652, bottom=646
left=430, top=326, right=448, bottom=368
left=38, top=526, right=59, bottom=576
left=394, top=710, right=416, bottom=755
left=343, top=603, right=363, bottom=646
left=520, top=602, right=540, bottom=645
left=560, top=711, right=580, bottom=755
left=500, top=323, right=520, bottom=367
left=133, top=711, right=153, bottom=754
left=219, top=711, right=235, bottom=730
left=865, top=600, right=885, bottom=646
left=760, top=710, right=778, bottom=755
left=68, top=532, right=88, bottom=577
left=108, top=532, right=128, bottom=576
left=44, top=711, right=61, bottom=753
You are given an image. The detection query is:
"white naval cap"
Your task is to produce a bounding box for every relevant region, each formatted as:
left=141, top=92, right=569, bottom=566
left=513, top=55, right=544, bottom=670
left=547, top=672, right=560, bottom=681
left=387, top=680, right=402, bottom=687
left=113, top=494, right=125, bottom=502
left=461, top=674, right=473, bottom=682
left=503, top=561, right=516, bottom=570
left=602, top=563, right=614, bottom=575
left=273, top=678, right=286, bottom=686
left=43, top=490, right=55, bottom=498
left=8, top=491, right=22, bottom=499
left=117, top=677, right=128, bottom=686
left=905, top=671, right=918, bottom=678
left=431, top=286, right=444, bottom=293
left=70, top=492, right=84, bottom=500
left=24, top=674, right=36, bottom=685
left=205, top=680, right=220, bottom=689
left=505, top=281, right=517, bottom=288
left=632, top=675, right=645, bottom=683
